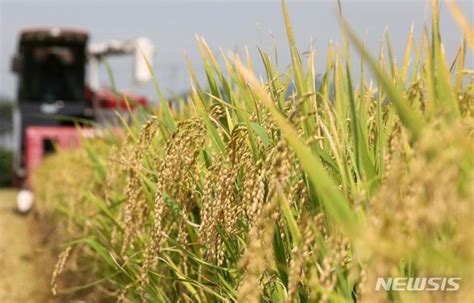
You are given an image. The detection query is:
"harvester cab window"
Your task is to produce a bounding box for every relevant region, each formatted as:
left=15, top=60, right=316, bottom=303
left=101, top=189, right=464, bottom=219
left=42, top=138, right=56, bottom=156
left=20, top=45, right=85, bottom=102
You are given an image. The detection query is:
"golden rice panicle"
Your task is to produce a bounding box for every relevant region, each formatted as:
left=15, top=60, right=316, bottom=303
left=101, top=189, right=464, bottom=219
left=237, top=139, right=293, bottom=301
left=117, top=283, right=133, bottom=303
left=383, top=115, right=405, bottom=179
left=199, top=160, right=220, bottom=262
left=319, top=233, right=351, bottom=303
left=268, top=139, right=295, bottom=237
left=286, top=212, right=351, bottom=303
left=242, top=157, right=264, bottom=229
left=200, top=125, right=253, bottom=264
left=209, top=102, right=226, bottom=121
left=121, top=119, right=157, bottom=256
left=51, top=246, right=72, bottom=296
left=365, top=89, right=379, bottom=148
left=286, top=215, right=316, bottom=302
left=407, top=79, right=425, bottom=113
left=265, top=140, right=293, bottom=194
left=260, top=107, right=280, bottom=140
left=237, top=196, right=278, bottom=302
left=140, top=118, right=206, bottom=291
left=223, top=126, right=251, bottom=234
left=303, top=214, right=331, bottom=302
left=288, top=178, right=309, bottom=221
left=458, top=78, right=473, bottom=116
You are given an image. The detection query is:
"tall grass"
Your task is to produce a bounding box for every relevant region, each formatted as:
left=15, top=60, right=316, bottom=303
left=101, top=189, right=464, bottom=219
left=33, top=0, right=473, bottom=302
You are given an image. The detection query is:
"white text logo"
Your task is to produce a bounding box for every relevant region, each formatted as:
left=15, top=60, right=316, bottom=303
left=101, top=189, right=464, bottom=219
left=375, top=277, right=461, bottom=291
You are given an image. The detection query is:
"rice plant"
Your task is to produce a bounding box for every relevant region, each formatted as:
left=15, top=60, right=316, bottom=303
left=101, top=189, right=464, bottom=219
left=33, top=0, right=473, bottom=302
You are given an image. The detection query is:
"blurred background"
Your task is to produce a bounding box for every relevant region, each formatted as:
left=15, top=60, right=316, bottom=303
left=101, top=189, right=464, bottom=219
left=0, top=0, right=472, bottom=186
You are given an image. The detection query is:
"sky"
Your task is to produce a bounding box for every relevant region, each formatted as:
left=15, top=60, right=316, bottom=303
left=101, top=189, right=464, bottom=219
left=0, top=0, right=472, bottom=102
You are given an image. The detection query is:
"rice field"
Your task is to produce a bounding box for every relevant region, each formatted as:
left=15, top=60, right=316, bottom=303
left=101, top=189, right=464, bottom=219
left=32, top=1, right=473, bottom=302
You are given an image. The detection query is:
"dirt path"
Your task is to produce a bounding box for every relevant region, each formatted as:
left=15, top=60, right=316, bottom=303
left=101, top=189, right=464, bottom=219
left=0, top=189, right=54, bottom=303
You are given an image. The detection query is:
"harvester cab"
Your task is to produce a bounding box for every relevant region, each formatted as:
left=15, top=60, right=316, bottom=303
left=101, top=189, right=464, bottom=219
left=11, top=27, right=91, bottom=182
left=10, top=27, right=154, bottom=211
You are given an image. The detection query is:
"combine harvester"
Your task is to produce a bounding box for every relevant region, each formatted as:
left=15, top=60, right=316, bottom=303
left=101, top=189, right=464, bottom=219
left=10, top=27, right=155, bottom=212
